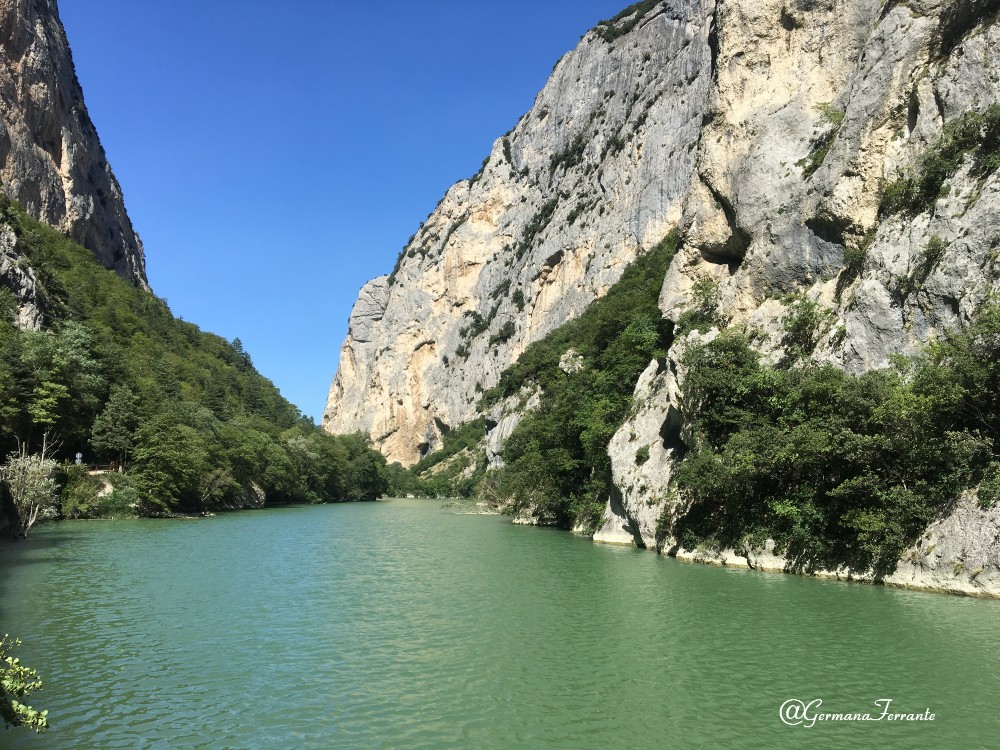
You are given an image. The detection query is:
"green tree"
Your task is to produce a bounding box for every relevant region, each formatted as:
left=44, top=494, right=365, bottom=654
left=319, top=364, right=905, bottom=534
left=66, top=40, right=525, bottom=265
left=132, top=416, right=208, bottom=513
left=0, top=635, right=47, bottom=732
left=91, top=385, right=139, bottom=469
left=0, top=435, right=58, bottom=537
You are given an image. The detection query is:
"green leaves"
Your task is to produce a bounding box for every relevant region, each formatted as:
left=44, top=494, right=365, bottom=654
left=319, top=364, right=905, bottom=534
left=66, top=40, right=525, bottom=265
left=0, top=635, right=47, bottom=733
left=0, top=193, right=389, bottom=517
left=672, top=306, right=1000, bottom=575
left=880, top=104, right=1000, bottom=216
left=487, top=230, right=679, bottom=528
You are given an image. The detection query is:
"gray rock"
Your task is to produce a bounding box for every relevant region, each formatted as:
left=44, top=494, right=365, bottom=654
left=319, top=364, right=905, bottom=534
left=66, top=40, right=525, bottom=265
left=325, top=0, right=716, bottom=465
left=0, top=0, right=146, bottom=285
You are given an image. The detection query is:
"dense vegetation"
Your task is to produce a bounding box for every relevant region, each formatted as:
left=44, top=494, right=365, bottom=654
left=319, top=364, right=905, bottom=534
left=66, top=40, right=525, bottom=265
left=670, top=305, right=1000, bottom=574
left=0, top=196, right=387, bottom=528
left=394, top=232, right=678, bottom=508
left=390, top=419, right=488, bottom=499
left=486, top=231, right=678, bottom=527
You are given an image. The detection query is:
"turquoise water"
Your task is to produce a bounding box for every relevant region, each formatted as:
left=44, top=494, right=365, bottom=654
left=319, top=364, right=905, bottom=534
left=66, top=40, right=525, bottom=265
left=1, top=499, right=998, bottom=748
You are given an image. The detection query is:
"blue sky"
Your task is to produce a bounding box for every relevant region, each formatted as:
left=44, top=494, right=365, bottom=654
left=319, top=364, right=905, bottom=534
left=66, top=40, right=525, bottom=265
left=58, top=0, right=629, bottom=421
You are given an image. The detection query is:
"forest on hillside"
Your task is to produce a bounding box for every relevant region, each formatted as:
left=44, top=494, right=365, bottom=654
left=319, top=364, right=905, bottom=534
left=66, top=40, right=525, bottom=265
left=0, top=196, right=388, bottom=535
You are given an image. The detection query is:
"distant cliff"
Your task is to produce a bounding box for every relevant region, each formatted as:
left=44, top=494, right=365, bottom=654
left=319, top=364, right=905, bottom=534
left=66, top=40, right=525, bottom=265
left=0, top=0, right=146, bottom=288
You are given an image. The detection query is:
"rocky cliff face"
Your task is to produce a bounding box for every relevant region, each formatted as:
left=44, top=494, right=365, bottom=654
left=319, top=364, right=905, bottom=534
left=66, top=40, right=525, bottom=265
left=325, top=0, right=714, bottom=465
left=328, top=0, right=1000, bottom=595
left=602, top=0, right=1000, bottom=595
left=0, top=0, right=146, bottom=288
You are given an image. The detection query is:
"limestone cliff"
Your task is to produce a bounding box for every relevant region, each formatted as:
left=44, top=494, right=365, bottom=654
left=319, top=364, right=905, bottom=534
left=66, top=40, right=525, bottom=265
left=325, top=0, right=714, bottom=465
left=328, top=0, right=1000, bottom=595
left=0, top=0, right=146, bottom=288
left=602, top=0, right=1000, bottom=596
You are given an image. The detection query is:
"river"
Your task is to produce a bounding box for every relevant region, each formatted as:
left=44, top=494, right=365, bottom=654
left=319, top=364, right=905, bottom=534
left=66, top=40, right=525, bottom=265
left=1, top=499, right=997, bottom=748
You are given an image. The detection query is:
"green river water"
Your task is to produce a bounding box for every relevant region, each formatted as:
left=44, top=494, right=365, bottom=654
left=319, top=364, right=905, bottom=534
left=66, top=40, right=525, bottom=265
left=1, top=499, right=998, bottom=749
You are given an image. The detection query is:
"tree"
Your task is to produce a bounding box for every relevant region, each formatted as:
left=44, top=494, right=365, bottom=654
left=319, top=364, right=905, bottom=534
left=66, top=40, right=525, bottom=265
left=132, top=416, right=208, bottom=514
left=0, top=434, right=58, bottom=537
left=91, top=385, right=139, bottom=469
left=0, top=635, right=47, bottom=732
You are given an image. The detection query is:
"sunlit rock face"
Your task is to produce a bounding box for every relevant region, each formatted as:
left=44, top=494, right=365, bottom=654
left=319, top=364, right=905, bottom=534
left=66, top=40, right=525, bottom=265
left=325, top=1, right=714, bottom=465
left=0, top=0, right=146, bottom=286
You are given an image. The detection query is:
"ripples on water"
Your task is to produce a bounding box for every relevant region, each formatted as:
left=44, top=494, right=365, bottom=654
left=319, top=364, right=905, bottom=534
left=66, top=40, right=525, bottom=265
left=1, top=499, right=999, bottom=749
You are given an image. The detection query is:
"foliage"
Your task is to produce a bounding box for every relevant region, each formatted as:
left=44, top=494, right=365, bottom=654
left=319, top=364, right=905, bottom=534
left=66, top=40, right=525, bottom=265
left=674, top=279, right=719, bottom=334
left=781, top=294, right=833, bottom=362
left=515, top=198, right=559, bottom=260
left=798, top=103, right=845, bottom=178
left=596, top=0, right=662, bottom=42
left=0, top=635, right=47, bottom=733
left=880, top=105, right=1000, bottom=216
left=670, top=306, right=1000, bottom=574
left=488, top=321, right=516, bottom=347
left=1, top=436, right=58, bottom=536
left=90, top=385, right=138, bottom=469
left=837, top=229, right=876, bottom=297
left=512, top=289, right=526, bottom=311
left=549, top=133, right=588, bottom=175
left=0, top=195, right=388, bottom=519
left=978, top=462, right=1000, bottom=509
left=486, top=230, right=678, bottom=527
left=399, top=419, right=489, bottom=498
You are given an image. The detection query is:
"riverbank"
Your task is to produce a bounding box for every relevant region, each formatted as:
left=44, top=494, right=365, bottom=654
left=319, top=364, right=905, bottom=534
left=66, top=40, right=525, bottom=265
left=593, top=493, right=1000, bottom=599
left=516, top=492, right=1000, bottom=599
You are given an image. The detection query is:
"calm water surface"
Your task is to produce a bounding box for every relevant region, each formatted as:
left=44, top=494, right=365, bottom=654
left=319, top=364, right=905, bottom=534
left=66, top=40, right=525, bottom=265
left=1, top=499, right=998, bottom=749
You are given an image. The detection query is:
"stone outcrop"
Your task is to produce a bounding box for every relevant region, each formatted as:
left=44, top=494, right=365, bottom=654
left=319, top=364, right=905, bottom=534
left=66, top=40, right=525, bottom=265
left=0, top=220, right=42, bottom=328
left=0, top=0, right=146, bottom=286
left=328, top=0, right=1000, bottom=595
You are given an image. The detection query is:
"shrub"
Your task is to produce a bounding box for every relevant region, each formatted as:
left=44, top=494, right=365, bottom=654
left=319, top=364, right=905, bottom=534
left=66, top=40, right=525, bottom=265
left=675, top=279, right=719, bottom=333
left=0, top=635, right=47, bottom=732
left=596, top=0, right=662, bottom=43
left=880, top=105, right=1000, bottom=216
left=487, top=230, right=678, bottom=527
left=670, top=305, right=1000, bottom=575
left=781, top=294, right=833, bottom=362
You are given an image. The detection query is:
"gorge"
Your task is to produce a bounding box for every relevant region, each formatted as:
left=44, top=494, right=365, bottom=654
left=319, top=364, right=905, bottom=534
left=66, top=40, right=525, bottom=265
left=324, top=0, right=1000, bottom=597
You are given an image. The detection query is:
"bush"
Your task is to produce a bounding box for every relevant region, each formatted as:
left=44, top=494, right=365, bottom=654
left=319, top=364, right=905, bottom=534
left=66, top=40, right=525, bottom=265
left=0, top=195, right=390, bottom=516
left=596, top=0, right=662, bottom=43
left=880, top=105, right=1000, bottom=216
left=670, top=307, right=1000, bottom=575
left=0, top=635, right=47, bottom=732
left=675, top=279, right=719, bottom=334
left=781, top=294, right=833, bottom=362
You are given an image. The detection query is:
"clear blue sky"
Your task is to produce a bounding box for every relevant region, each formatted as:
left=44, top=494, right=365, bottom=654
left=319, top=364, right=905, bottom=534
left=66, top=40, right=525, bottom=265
left=58, top=0, right=629, bottom=422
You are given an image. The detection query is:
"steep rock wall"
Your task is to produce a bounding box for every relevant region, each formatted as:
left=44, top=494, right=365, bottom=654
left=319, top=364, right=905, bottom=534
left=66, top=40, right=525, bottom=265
left=327, top=0, right=1000, bottom=594
left=325, top=0, right=715, bottom=465
left=0, top=0, right=146, bottom=286
left=602, top=0, right=1000, bottom=596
